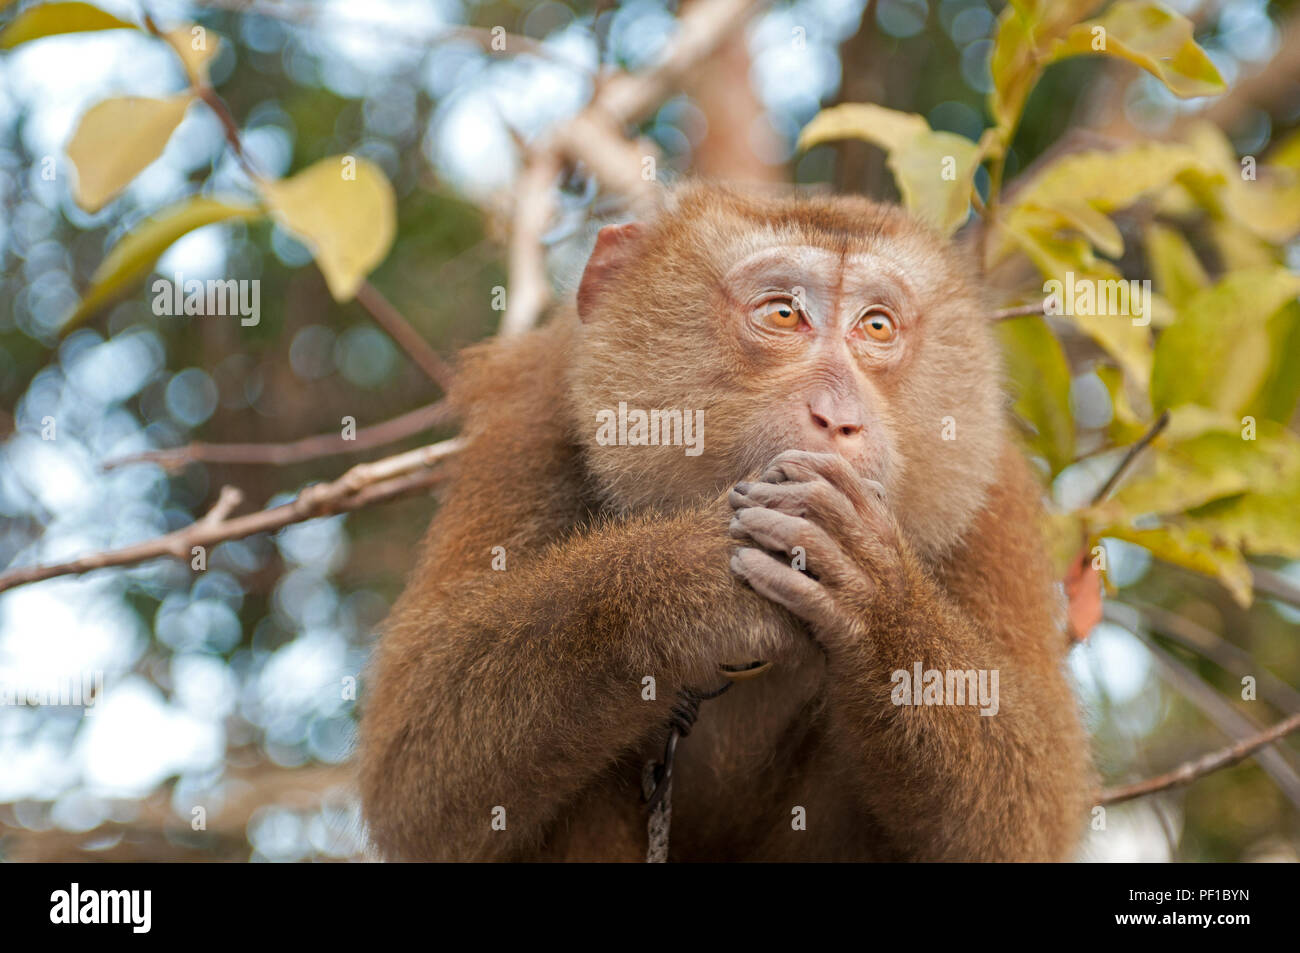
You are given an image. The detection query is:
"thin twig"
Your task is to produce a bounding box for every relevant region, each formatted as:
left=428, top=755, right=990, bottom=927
left=500, top=150, right=565, bottom=336
left=1090, top=409, right=1171, bottom=506
left=989, top=302, right=1047, bottom=321
left=1124, top=598, right=1300, bottom=713
left=0, top=439, right=463, bottom=594
left=159, top=27, right=453, bottom=390
left=101, top=400, right=453, bottom=472
left=1099, top=711, right=1300, bottom=805
left=498, top=0, right=767, bottom=335
left=1251, top=565, right=1300, bottom=609
left=1103, top=604, right=1300, bottom=808
left=353, top=283, right=456, bottom=391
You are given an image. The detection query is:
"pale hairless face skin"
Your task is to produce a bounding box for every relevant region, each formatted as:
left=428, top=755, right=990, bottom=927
left=714, top=244, right=916, bottom=630
left=572, top=204, right=1003, bottom=564
left=719, top=243, right=917, bottom=486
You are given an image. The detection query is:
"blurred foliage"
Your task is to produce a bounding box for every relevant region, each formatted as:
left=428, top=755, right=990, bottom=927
left=0, top=0, right=1297, bottom=862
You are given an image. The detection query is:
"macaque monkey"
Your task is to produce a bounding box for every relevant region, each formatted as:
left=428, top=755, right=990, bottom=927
left=359, top=184, right=1093, bottom=861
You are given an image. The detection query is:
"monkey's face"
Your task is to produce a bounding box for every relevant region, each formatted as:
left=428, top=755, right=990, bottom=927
left=570, top=185, right=1005, bottom=558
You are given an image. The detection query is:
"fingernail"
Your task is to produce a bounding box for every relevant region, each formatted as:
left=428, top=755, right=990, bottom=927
left=735, top=482, right=752, bottom=494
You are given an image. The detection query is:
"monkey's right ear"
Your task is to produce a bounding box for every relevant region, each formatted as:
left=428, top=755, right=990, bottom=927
left=577, top=223, right=645, bottom=322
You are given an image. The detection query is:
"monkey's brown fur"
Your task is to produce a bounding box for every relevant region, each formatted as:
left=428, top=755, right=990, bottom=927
left=359, top=184, right=1094, bottom=861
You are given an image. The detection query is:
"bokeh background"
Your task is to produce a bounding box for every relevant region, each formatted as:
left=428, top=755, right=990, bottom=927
left=0, top=0, right=1297, bottom=861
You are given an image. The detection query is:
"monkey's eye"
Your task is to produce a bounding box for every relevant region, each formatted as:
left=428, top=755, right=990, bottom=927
left=754, top=298, right=803, bottom=330
left=858, top=309, right=897, bottom=342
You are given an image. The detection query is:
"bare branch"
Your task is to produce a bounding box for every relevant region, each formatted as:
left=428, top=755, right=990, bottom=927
left=499, top=150, right=565, bottom=337
left=498, top=0, right=769, bottom=335
left=989, top=302, right=1047, bottom=321
left=163, top=33, right=454, bottom=390
left=1125, top=598, right=1300, bottom=714
left=1090, top=409, right=1171, bottom=506
left=0, top=439, right=463, bottom=594
left=1251, top=564, right=1300, bottom=610
left=1104, top=603, right=1300, bottom=808
left=353, top=282, right=456, bottom=391
left=1099, top=711, right=1300, bottom=806
left=101, top=400, right=453, bottom=472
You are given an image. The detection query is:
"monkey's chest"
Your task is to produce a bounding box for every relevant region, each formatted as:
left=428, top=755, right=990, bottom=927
left=661, top=650, right=872, bottom=860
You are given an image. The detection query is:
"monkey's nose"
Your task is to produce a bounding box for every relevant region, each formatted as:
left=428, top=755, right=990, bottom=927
left=807, top=395, right=865, bottom=441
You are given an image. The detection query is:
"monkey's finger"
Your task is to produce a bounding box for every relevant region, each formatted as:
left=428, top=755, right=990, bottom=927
left=730, top=547, right=835, bottom=629
left=758, top=453, right=822, bottom=485
left=731, top=479, right=855, bottom=527
left=728, top=506, right=853, bottom=586
left=771, top=449, right=888, bottom=513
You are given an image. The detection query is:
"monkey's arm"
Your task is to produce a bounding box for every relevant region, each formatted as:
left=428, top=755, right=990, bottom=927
left=360, top=502, right=796, bottom=861
left=729, top=447, right=1092, bottom=861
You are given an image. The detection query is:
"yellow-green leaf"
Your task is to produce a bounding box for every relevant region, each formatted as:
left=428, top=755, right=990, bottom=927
left=1096, top=364, right=1148, bottom=446
left=1268, top=128, right=1300, bottom=170
left=1048, top=1, right=1225, bottom=99
left=0, top=1, right=136, bottom=48
left=1151, top=268, right=1300, bottom=414
left=67, top=94, right=194, bottom=213
left=1255, top=301, right=1300, bottom=423
left=1003, top=223, right=1154, bottom=388
left=1144, top=222, right=1207, bottom=308
left=1051, top=199, right=1124, bottom=258
left=988, top=6, right=1040, bottom=144
left=260, top=156, right=396, bottom=301
left=998, top=314, right=1075, bottom=473
left=798, top=104, right=981, bottom=236
left=1091, top=427, right=1300, bottom=525
left=164, top=25, right=219, bottom=87
left=1007, top=142, right=1215, bottom=225
left=61, top=196, right=261, bottom=334
left=1102, top=524, right=1251, bottom=606
left=1188, top=489, right=1300, bottom=560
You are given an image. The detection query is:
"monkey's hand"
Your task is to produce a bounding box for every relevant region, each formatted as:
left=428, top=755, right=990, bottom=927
left=731, top=448, right=1093, bottom=861
left=727, top=448, right=903, bottom=643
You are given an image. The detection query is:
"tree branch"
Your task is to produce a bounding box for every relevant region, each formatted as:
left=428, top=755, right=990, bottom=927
left=989, top=302, right=1047, bottom=321
left=353, top=282, right=456, bottom=391
left=1103, top=602, right=1300, bottom=808
left=101, top=400, right=453, bottom=472
left=159, top=25, right=453, bottom=390
left=1090, top=409, right=1171, bottom=506
left=0, top=439, right=463, bottom=594
left=1099, top=711, right=1300, bottom=806
left=498, top=0, right=768, bottom=335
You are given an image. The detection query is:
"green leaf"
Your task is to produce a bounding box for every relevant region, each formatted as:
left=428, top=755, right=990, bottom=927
left=1151, top=268, right=1300, bottom=414
left=67, top=94, right=194, bottom=213
left=987, top=1, right=1107, bottom=145
left=1048, top=1, right=1226, bottom=99
left=0, top=1, right=136, bottom=48
left=998, top=315, right=1075, bottom=474
left=61, top=196, right=262, bottom=333
left=1143, top=222, right=1207, bottom=309
left=260, top=156, right=397, bottom=301
left=798, top=104, right=981, bottom=236
left=1254, top=301, right=1300, bottom=423
left=988, top=6, right=1040, bottom=144
left=1268, top=128, right=1300, bottom=170
left=1002, top=223, right=1154, bottom=389
left=1096, top=364, right=1148, bottom=446
left=1188, top=489, right=1300, bottom=560
left=1102, top=523, right=1252, bottom=606
left=1006, top=142, right=1215, bottom=231
left=1091, top=427, right=1300, bottom=525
